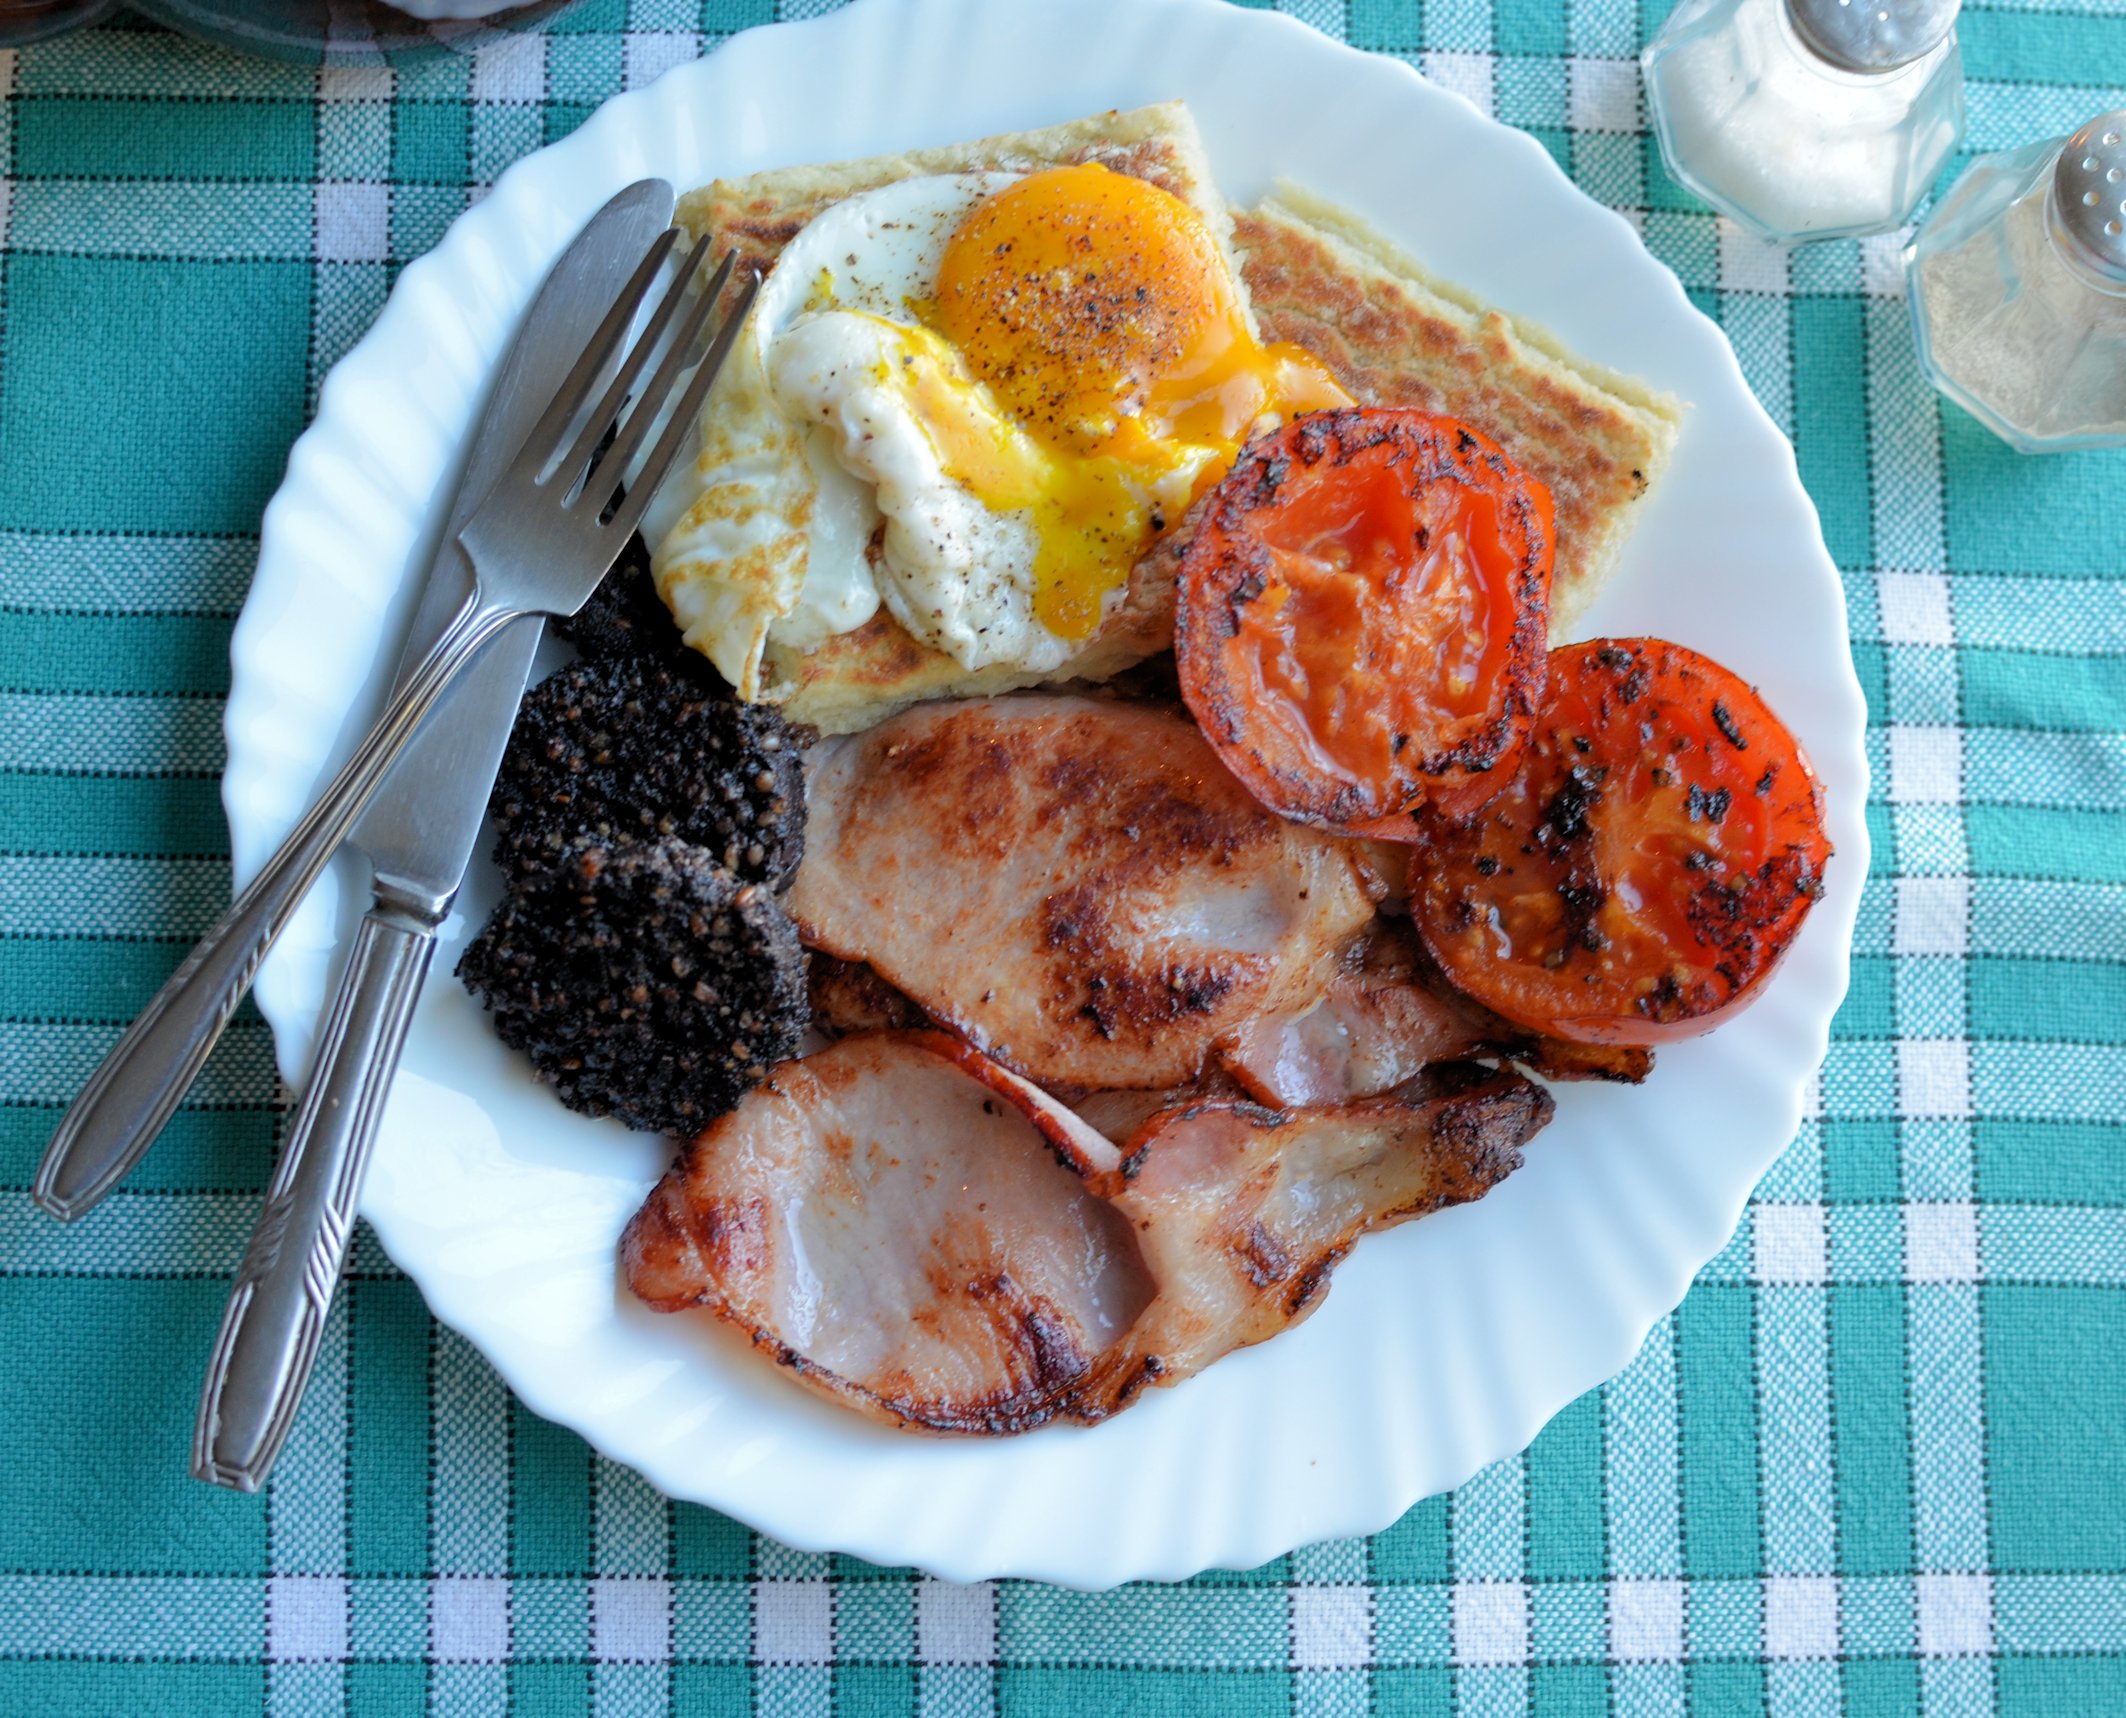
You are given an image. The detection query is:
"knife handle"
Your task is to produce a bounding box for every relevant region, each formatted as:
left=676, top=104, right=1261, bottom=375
left=32, top=598, right=517, bottom=1223
left=193, top=903, right=435, bottom=1493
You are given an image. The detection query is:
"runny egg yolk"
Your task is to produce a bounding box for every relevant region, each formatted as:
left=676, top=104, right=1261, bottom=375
left=922, top=162, right=1351, bottom=640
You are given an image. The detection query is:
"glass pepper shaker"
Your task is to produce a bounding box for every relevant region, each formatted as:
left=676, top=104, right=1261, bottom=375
left=1906, top=112, right=2126, bottom=453
left=1642, top=0, right=1965, bottom=242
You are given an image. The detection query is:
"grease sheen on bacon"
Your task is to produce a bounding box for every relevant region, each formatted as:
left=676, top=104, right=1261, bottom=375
left=788, top=694, right=1379, bottom=1089
left=622, top=1032, right=1152, bottom=1435
left=1215, top=924, right=1488, bottom=1108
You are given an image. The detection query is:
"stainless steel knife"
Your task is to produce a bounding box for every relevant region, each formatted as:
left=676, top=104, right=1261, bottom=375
left=189, top=179, right=679, bottom=1491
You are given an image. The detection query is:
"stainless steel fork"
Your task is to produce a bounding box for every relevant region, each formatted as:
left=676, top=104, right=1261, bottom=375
left=32, top=232, right=760, bottom=1224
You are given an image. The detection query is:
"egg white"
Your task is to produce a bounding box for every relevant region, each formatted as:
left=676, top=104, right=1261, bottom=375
left=767, top=303, right=1082, bottom=675
left=646, top=171, right=1141, bottom=692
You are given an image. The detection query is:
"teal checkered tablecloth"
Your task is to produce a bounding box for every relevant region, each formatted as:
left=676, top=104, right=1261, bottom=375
left=4, top=1, right=2124, bottom=1713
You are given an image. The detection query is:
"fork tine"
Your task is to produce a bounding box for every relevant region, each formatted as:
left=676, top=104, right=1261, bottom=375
left=551, top=231, right=713, bottom=500
left=602, top=268, right=762, bottom=547
left=510, top=225, right=680, bottom=490
left=585, top=248, right=739, bottom=504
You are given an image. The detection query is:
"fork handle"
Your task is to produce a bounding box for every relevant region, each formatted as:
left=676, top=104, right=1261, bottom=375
left=32, top=597, right=521, bottom=1223
left=193, top=902, right=434, bottom=1491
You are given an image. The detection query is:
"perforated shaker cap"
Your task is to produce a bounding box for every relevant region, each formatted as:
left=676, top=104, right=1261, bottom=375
left=1786, top=0, right=1959, bottom=72
left=2053, top=111, right=2126, bottom=285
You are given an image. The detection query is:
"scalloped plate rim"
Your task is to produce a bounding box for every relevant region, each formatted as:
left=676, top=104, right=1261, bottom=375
left=221, top=0, right=1868, bottom=1589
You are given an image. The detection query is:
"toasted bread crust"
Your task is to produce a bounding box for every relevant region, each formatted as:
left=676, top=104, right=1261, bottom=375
left=1233, top=187, right=1683, bottom=639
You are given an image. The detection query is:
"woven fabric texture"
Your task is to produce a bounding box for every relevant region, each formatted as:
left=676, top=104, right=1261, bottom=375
left=3, top=1, right=2124, bottom=1713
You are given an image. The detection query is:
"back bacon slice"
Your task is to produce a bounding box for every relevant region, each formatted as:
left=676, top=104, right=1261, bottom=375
left=622, top=1031, right=1153, bottom=1435
left=788, top=695, right=1380, bottom=1090
left=1074, top=1067, right=1554, bottom=1420
left=1216, top=919, right=1653, bottom=1108
left=1215, top=925, right=1488, bottom=1108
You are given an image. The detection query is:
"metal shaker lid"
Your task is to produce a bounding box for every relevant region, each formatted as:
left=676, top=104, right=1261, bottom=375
left=1786, top=0, right=1959, bottom=73
left=2053, top=112, right=2126, bottom=285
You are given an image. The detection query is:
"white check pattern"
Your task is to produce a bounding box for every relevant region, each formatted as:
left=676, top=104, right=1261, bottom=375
left=3, top=2, right=2124, bottom=1715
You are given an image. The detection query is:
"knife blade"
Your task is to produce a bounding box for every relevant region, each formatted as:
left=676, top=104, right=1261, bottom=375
left=190, top=178, right=680, bottom=1491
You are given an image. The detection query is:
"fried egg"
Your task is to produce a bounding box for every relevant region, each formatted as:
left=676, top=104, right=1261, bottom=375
left=643, top=164, right=1350, bottom=697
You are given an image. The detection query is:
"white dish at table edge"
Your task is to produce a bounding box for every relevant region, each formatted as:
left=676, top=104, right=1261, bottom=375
left=223, top=0, right=1867, bottom=1588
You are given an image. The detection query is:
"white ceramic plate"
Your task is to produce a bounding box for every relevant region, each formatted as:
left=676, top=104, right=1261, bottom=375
left=224, top=0, right=1867, bottom=1587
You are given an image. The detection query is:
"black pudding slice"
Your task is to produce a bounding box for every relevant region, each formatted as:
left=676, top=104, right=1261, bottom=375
left=558, top=531, right=705, bottom=671
left=458, top=836, right=808, bottom=1136
left=490, top=653, right=807, bottom=890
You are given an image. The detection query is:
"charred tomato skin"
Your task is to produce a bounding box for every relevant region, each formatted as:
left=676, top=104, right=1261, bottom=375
left=1175, top=407, right=1554, bottom=832
left=1409, top=638, right=1831, bottom=1046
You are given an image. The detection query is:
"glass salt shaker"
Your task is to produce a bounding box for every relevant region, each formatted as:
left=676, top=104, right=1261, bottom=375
left=1906, top=112, right=2126, bottom=452
left=1642, top=0, right=1965, bottom=242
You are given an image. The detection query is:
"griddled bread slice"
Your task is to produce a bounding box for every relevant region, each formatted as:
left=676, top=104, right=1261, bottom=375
left=664, top=103, right=1227, bottom=735
left=1234, top=185, right=1684, bottom=638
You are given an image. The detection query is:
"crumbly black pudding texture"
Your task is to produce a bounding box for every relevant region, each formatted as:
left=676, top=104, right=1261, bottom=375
left=489, top=652, right=808, bottom=891
left=457, top=836, right=809, bottom=1136
left=557, top=531, right=707, bottom=672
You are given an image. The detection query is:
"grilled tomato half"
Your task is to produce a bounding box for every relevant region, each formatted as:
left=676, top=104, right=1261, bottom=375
left=1409, top=639, right=1831, bottom=1045
left=1176, top=408, right=1553, bottom=831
